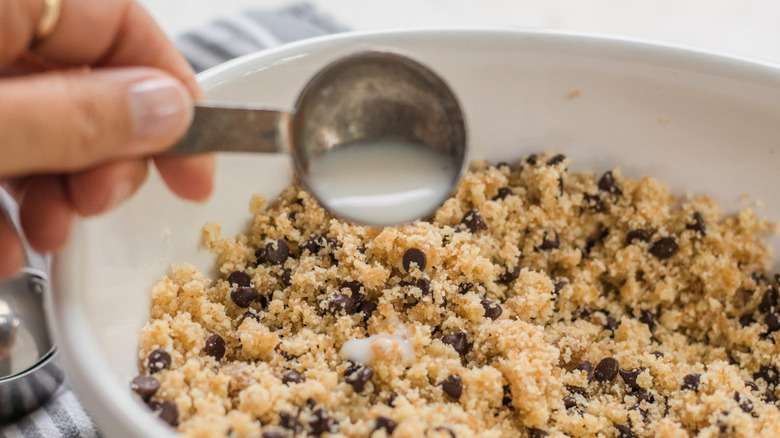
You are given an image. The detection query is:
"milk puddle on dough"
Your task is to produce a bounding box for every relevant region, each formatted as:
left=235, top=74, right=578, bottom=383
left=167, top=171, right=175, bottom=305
left=340, top=333, right=415, bottom=365
left=308, top=140, right=457, bottom=225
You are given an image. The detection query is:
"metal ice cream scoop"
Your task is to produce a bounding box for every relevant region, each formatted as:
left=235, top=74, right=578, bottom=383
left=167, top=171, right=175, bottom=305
left=167, top=51, right=467, bottom=226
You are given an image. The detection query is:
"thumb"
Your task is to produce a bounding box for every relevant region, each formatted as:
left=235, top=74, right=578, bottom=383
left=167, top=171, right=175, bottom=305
left=0, top=67, right=193, bottom=177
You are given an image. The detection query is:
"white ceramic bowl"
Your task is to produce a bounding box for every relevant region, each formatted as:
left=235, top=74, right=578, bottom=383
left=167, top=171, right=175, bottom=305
left=47, top=29, right=780, bottom=437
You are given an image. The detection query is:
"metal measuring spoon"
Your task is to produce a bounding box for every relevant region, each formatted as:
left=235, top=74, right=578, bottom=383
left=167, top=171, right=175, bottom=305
left=167, top=51, right=467, bottom=226
left=0, top=190, right=64, bottom=422
left=0, top=300, right=20, bottom=372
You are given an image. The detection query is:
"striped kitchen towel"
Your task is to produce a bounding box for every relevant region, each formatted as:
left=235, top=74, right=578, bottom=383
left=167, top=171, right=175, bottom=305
left=178, top=2, right=347, bottom=73
left=0, top=3, right=344, bottom=437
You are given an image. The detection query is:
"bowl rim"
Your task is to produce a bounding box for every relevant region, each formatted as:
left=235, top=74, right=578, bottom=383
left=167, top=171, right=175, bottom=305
left=198, top=26, right=780, bottom=89
left=47, top=26, right=780, bottom=438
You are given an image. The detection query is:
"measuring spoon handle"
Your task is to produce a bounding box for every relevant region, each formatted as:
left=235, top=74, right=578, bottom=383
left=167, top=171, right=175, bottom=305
left=166, top=104, right=290, bottom=155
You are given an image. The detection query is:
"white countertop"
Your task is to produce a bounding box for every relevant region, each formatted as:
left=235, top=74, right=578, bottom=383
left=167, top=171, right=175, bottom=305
left=137, top=0, right=780, bottom=65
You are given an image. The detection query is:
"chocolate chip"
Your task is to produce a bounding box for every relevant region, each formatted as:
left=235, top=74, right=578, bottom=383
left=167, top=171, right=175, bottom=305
left=502, top=385, right=513, bottom=408
left=432, top=426, right=456, bottom=438
left=759, top=287, right=778, bottom=313
left=281, top=269, right=292, bottom=288
left=309, top=407, right=338, bottom=436
left=339, top=281, right=365, bottom=313
left=526, top=154, right=538, bottom=165
left=626, top=229, right=653, bottom=245
left=282, top=370, right=302, bottom=385
left=604, top=317, right=620, bottom=332
left=262, top=431, right=285, bottom=438
left=339, top=280, right=364, bottom=296
left=634, top=389, right=654, bottom=404
left=563, top=395, right=577, bottom=409
left=416, top=277, right=432, bottom=296
left=458, top=283, right=473, bottom=294
left=682, top=373, right=701, bottom=391
left=614, top=424, right=636, bottom=438
left=496, top=161, right=510, bottom=169
left=227, top=271, right=252, bottom=287
left=302, top=235, right=326, bottom=254
left=767, top=313, right=780, bottom=332
left=481, top=298, right=503, bottom=320
left=328, top=294, right=350, bottom=315
left=652, top=351, right=664, bottom=358
left=582, top=193, right=603, bottom=212
left=402, top=248, right=427, bottom=272
left=441, top=331, right=469, bottom=356
left=131, top=375, right=159, bottom=401
left=638, top=309, right=656, bottom=329
left=754, top=365, right=779, bottom=386
left=567, top=385, right=588, bottom=398
left=279, top=412, right=302, bottom=432
left=345, top=365, right=374, bottom=393
left=230, top=286, right=259, bottom=308
left=499, top=266, right=520, bottom=284
left=539, top=231, right=559, bottom=250
left=734, top=392, right=754, bottom=413
left=147, top=348, right=171, bottom=374
left=619, top=368, right=643, bottom=391
left=461, top=209, right=488, bottom=233
left=360, top=301, right=377, bottom=321
left=573, top=361, right=594, bottom=382
left=265, top=239, right=289, bottom=265
left=373, top=417, right=397, bottom=434
left=740, top=313, right=755, bottom=327
left=528, top=429, right=548, bottom=438
left=598, top=171, right=622, bottom=195
left=594, top=357, right=619, bottom=382
left=546, top=154, right=566, bottom=166
left=204, top=334, right=226, bottom=361
left=717, top=412, right=730, bottom=433
left=441, top=374, right=463, bottom=400
left=387, top=392, right=398, bottom=407
left=358, top=245, right=366, bottom=254
left=686, top=211, right=706, bottom=235
left=493, top=187, right=513, bottom=201
left=552, top=281, right=567, bottom=297
left=745, top=380, right=760, bottom=392
left=151, top=400, right=179, bottom=427
left=254, top=247, right=267, bottom=265
left=241, top=310, right=260, bottom=324
left=649, top=237, right=678, bottom=259
left=568, top=306, right=588, bottom=322
left=326, top=237, right=341, bottom=249
left=763, top=387, right=778, bottom=404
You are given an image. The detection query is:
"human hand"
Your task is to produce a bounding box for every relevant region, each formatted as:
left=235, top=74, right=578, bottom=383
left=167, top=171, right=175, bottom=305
left=0, top=0, right=214, bottom=277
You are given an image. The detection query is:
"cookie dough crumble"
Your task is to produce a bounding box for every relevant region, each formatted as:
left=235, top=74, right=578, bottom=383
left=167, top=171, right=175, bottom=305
left=135, top=154, right=780, bottom=437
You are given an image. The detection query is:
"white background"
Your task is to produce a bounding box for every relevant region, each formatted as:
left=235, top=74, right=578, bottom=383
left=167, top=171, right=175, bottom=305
left=136, top=0, right=780, bottom=65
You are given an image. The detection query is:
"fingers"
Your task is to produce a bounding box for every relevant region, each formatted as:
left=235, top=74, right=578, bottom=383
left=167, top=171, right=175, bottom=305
left=0, top=0, right=41, bottom=69
left=1, top=0, right=199, bottom=98
left=154, top=154, right=215, bottom=202
left=18, top=175, right=72, bottom=253
left=0, top=216, right=25, bottom=279
left=67, top=159, right=148, bottom=216
left=0, top=67, right=193, bottom=177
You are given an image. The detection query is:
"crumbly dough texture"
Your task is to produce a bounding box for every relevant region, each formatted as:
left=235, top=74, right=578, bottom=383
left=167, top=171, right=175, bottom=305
left=137, top=154, right=780, bottom=437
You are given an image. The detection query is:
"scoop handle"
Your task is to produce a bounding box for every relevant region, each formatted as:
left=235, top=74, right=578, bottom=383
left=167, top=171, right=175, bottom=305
left=166, top=104, right=290, bottom=154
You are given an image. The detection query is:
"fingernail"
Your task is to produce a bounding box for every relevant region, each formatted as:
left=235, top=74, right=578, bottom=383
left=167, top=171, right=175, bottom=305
left=128, top=77, right=191, bottom=140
